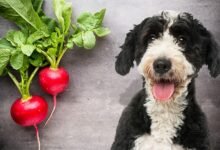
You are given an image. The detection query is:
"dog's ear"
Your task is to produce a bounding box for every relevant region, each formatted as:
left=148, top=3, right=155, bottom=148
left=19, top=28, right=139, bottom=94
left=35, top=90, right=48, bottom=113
left=115, top=25, right=140, bottom=75
left=199, top=26, right=220, bottom=77
left=205, top=37, right=220, bottom=77
left=190, top=17, right=220, bottom=77
left=196, top=21, right=220, bottom=77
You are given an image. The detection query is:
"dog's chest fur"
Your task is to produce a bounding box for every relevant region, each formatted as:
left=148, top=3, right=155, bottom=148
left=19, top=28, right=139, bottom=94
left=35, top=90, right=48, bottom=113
left=133, top=90, right=189, bottom=150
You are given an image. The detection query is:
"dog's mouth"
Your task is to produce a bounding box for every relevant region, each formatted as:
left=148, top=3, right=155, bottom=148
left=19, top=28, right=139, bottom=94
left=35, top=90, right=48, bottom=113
left=149, top=78, right=181, bottom=102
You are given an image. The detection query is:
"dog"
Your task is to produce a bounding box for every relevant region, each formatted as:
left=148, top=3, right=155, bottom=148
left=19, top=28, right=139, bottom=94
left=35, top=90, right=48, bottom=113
left=111, top=11, right=220, bottom=150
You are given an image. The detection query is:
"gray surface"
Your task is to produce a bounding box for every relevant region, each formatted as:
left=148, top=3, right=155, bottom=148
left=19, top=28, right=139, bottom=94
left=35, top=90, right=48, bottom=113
left=0, top=0, right=220, bottom=150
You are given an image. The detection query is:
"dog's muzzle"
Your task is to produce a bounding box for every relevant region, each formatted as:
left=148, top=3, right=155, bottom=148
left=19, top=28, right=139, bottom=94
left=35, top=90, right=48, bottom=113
left=151, top=58, right=175, bottom=101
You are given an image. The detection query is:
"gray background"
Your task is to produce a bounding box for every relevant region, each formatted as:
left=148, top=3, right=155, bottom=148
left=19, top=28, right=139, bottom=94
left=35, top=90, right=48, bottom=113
left=0, top=0, right=220, bottom=150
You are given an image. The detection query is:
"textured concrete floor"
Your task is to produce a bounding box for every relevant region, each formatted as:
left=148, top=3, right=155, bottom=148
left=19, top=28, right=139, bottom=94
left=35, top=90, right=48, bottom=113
left=0, top=0, right=220, bottom=150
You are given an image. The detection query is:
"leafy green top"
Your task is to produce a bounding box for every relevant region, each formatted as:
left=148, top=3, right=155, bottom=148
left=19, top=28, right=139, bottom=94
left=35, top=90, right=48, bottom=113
left=0, top=0, right=110, bottom=100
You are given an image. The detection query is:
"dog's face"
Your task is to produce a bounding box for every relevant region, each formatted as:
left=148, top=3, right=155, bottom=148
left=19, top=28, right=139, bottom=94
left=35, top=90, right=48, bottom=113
left=116, top=11, right=220, bottom=101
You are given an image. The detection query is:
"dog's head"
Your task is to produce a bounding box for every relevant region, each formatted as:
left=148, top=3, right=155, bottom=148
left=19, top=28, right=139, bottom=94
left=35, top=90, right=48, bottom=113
left=115, top=11, right=220, bottom=101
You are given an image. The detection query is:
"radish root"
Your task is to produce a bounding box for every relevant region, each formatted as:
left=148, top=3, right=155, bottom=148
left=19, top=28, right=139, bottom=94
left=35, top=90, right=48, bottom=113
left=44, top=95, right=57, bottom=127
left=34, top=124, right=40, bottom=150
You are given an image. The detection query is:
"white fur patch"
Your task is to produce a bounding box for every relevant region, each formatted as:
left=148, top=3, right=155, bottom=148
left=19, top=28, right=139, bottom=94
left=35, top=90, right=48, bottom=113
left=161, top=10, right=179, bottom=25
left=145, top=90, right=188, bottom=142
left=132, top=134, right=185, bottom=150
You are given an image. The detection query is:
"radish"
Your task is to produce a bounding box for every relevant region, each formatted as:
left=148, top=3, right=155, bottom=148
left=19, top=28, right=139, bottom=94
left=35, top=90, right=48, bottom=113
left=7, top=68, right=49, bottom=150
left=39, top=67, right=69, bottom=125
left=11, top=96, right=48, bottom=127
left=11, top=96, right=48, bottom=150
left=35, top=3, right=110, bottom=126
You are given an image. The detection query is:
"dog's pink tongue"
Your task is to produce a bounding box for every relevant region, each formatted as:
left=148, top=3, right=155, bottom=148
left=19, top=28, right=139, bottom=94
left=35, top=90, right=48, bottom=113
left=152, top=82, right=174, bottom=101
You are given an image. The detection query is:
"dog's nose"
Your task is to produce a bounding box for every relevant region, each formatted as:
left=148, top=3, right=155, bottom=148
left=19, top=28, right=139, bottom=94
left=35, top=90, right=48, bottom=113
left=153, top=59, right=171, bottom=74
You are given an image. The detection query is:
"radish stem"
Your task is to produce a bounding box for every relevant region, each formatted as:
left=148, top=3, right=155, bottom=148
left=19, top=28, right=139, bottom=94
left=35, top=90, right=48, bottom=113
left=34, top=124, right=41, bottom=150
left=36, top=48, right=56, bottom=68
left=44, top=95, right=57, bottom=127
left=26, top=67, right=39, bottom=92
left=7, top=71, right=22, bottom=94
left=56, top=47, right=68, bottom=67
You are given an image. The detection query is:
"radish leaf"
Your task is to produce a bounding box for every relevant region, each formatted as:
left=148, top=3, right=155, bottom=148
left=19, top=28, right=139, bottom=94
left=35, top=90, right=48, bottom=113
left=69, top=9, right=110, bottom=49
left=27, top=31, right=46, bottom=44
left=13, top=31, right=26, bottom=46
left=82, top=31, right=96, bottom=49
left=29, top=52, right=45, bottom=67
left=10, top=51, right=24, bottom=70
left=0, top=48, right=11, bottom=75
left=53, top=0, right=72, bottom=34
left=72, top=32, right=83, bottom=47
left=94, top=9, right=106, bottom=27
left=47, top=48, right=57, bottom=60
left=66, top=40, right=74, bottom=49
left=94, top=27, right=110, bottom=37
left=20, top=55, right=30, bottom=71
left=0, top=38, right=14, bottom=50
left=77, top=12, right=97, bottom=31
left=32, top=0, right=44, bottom=13
left=0, top=0, right=49, bottom=35
left=21, top=45, right=36, bottom=56
left=41, top=15, right=58, bottom=33
left=6, top=31, right=18, bottom=46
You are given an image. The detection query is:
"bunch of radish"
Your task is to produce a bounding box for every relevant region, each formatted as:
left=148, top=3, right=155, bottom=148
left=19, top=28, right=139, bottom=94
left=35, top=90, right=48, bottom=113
left=0, top=0, right=110, bottom=149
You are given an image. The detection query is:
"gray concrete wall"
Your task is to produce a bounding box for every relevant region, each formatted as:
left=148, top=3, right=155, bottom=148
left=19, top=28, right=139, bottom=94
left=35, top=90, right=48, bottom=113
left=0, top=0, right=220, bottom=150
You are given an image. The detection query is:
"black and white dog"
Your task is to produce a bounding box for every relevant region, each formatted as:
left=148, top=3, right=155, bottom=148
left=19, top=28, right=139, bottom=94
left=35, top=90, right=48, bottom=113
left=111, top=11, right=220, bottom=150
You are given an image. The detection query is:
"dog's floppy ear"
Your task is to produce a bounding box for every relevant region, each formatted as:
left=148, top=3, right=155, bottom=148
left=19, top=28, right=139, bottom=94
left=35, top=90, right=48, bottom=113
left=197, top=21, right=220, bottom=77
left=205, top=37, right=220, bottom=77
left=193, top=18, right=220, bottom=77
left=115, top=25, right=140, bottom=75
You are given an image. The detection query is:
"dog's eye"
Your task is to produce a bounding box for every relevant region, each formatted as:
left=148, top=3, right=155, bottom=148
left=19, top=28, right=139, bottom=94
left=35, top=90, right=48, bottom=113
left=149, top=34, right=156, bottom=40
left=177, top=36, right=187, bottom=44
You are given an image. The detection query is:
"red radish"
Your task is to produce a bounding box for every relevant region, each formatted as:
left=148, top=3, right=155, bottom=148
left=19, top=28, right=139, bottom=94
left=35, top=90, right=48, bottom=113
left=11, top=96, right=48, bottom=150
left=39, top=67, right=69, bottom=126
left=11, top=96, right=48, bottom=126
left=39, top=67, right=69, bottom=95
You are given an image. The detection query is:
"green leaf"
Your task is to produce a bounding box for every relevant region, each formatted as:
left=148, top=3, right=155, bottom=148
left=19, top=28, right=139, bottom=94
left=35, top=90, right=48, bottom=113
left=27, top=30, right=45, bottom=44
left=21, top=44, right=35, bottom=56
left=32, top=0, right=43, bottom=13
left=20, top=55, right=29, bottom=71
left=0, top=38, right=14, bottom=49
left=41, top=15, right=57, bottom=33
left=6, top=30, right=26, bottom=46
left=94, top=27, right=110, bottom=37
left=53, top=0, right=72, bottom=34
left=10, top=50, right=24, bottom=70
left=77, top=12, right=97, bottom=31
left=72, top=32, right=83, bottom=47
left=94, top=9, right=106, bottom=27
left=41, top=38, right=52, bottom=48
left=29, top=51, right=45, bottom=67
left=6, top=31, right=17, bottom=46
left=66, top=39, right=74, bottom=49
left=13, top=31, right=26, bottom=46
left=51, top=32, right=60, bottom=47
left=0, top=0, right=49, bottom=35
left=76, top=9, right=107, bottom=31
left=0, top=48, right=11, bottom=75
left=47, top=48, right=57, bottom=60
left=82, top=31, right=96, bottom=49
